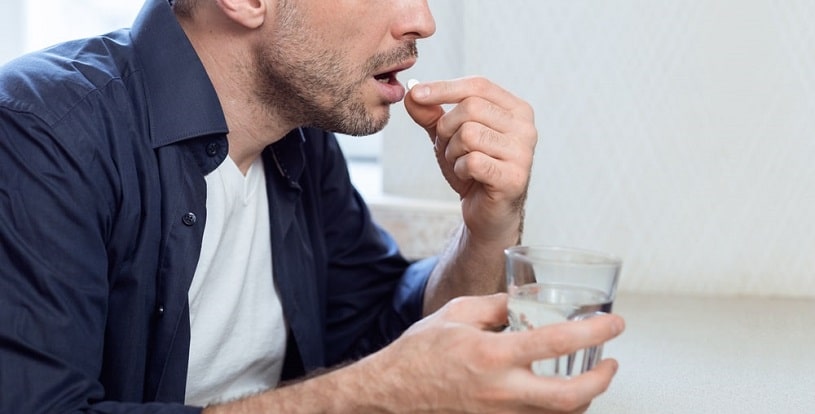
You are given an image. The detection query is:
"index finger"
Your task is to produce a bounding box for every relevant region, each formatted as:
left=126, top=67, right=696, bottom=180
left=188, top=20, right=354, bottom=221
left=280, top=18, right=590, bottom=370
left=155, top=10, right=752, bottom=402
left=506, top=313, right=625, bottom=364
left=409, top=76, right=525, bottom=111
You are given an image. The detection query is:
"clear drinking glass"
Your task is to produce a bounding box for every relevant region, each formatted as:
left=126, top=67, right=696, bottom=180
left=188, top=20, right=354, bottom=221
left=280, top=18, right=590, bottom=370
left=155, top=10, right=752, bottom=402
left=505, top=245, right=622, bottom=377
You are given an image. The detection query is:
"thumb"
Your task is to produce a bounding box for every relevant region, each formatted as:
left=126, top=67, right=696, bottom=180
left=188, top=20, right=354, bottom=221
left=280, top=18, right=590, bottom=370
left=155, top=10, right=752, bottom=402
left=404, top=82, right=445, bottom=142
left=437, top=293, right=509, bottom=330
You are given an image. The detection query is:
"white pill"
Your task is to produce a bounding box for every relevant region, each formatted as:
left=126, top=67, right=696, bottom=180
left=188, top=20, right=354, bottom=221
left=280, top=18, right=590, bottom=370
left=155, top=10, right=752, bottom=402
left=407, top=78, right=420, bottom=91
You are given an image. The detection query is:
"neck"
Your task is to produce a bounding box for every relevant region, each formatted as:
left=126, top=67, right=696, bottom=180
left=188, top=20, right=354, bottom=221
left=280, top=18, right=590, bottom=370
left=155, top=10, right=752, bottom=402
left=177, top=12, right=293, bottom=174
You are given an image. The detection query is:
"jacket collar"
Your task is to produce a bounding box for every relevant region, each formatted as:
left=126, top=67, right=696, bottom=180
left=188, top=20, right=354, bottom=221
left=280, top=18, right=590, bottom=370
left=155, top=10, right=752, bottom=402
left=130, top=0, right=228, bottom=149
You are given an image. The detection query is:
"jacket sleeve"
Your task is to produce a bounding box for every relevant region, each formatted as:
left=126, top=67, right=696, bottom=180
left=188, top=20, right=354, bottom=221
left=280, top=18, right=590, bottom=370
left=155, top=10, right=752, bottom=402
left=0, top=106, right=200, bottom=414
left=306, top=130, right=436, bottom=364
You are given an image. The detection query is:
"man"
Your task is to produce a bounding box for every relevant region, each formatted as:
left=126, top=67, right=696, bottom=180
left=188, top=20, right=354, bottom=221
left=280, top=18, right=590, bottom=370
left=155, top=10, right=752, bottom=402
left=0, top=0, right=624, bottom=412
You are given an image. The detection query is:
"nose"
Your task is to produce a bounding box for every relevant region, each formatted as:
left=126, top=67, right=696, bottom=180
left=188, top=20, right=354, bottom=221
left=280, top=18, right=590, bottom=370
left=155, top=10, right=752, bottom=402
left=393, top=0, right=437, bottom=40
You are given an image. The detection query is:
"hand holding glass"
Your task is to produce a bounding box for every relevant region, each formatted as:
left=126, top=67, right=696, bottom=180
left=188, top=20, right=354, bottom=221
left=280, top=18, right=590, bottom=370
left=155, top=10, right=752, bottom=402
left=505, top=245, right=622, bottom=377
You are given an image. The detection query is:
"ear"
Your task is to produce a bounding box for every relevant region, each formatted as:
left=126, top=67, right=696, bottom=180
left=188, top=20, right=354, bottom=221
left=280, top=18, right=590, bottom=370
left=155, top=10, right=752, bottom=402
left=215, top=0, right=266, bottom=29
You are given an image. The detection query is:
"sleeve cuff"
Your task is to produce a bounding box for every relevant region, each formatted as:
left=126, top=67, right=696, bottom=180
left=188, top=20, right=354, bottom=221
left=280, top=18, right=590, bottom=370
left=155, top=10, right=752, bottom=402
left=394, top=256, right=438, bottom=324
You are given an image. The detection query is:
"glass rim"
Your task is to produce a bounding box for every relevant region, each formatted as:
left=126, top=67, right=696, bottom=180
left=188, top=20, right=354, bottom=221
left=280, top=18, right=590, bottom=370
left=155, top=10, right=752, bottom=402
left=504, top=245, right=622, bottom=267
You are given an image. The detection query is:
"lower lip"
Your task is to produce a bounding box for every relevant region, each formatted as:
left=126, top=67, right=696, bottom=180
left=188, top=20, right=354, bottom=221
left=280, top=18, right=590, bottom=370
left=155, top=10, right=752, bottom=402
left=374, top=78, right=406, bottom=104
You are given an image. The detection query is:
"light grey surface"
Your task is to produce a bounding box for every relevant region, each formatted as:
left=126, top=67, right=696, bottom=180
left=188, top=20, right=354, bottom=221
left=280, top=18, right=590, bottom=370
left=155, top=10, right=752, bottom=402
left=588, top=293, right=815, bottom=413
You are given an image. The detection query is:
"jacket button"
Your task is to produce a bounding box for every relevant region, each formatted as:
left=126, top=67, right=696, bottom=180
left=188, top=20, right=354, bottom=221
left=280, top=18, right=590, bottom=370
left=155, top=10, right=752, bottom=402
left=206, top=141, right=219, bottom=156
left=182, top=212, right=197, bottom=226
left=157, top=305, right=165, bottom=316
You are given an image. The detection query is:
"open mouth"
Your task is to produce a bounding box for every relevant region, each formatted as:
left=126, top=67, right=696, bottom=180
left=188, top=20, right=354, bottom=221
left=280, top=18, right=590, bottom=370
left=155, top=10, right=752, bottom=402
left=374, top=71, right=397, bottom=84
left=369, top=59, right=416, bottom=103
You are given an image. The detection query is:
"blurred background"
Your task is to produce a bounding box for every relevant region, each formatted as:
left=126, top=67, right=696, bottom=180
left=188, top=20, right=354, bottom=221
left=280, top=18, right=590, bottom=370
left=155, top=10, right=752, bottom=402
left=388, top=1, right=815, bottom=299
left=4, top=1, right=814, bottom=299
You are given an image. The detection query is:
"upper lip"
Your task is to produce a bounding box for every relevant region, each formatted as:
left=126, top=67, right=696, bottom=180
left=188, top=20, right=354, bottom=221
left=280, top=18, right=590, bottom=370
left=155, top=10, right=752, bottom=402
left=374, top=58, right=417, bottom=78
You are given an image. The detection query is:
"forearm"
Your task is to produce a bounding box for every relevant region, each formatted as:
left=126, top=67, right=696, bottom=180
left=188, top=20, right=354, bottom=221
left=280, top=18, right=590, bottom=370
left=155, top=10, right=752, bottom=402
left=422, top=212, right=523, bottom=316
left=202, top=358, right=399, bottom=414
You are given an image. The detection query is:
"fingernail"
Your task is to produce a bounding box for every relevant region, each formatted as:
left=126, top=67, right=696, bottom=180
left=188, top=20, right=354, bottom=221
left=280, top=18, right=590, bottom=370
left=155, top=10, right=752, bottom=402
left=412, top=85, right=430, bottom=99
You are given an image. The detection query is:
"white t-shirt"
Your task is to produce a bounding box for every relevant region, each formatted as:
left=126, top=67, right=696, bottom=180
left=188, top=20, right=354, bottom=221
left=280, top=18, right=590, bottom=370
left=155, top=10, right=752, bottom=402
left=185, top=156, right=287, bottom=406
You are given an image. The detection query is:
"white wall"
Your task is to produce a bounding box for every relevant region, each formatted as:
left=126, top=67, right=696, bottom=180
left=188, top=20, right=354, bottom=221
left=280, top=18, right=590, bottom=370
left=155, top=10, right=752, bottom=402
left=0, top=3, right=25, bottom=63
left=382, top=1, right=815, bottom=298
left=1, top=1, right=144, bottom=65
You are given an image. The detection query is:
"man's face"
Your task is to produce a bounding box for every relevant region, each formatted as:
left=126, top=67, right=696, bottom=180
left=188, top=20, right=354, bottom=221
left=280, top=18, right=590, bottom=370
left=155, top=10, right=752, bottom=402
left=252, top=0, right=436, bottom=136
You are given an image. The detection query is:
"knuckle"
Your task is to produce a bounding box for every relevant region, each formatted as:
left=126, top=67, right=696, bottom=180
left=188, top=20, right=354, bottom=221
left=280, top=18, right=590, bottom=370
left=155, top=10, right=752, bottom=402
left=463, top=153, right=491, bottom=177
left=480, top=128, right=502, bottom=149
left=458, top=122, right=481, bottom=147
left=518, top=100, right=535, bottom=120
left=485, top=159, right=501, bottom=181
left=469, top=95, right=506, bottom=122
left=470, top=76, right=491, bottom=93
left=468, top=155, right=501, bottom=186
left=444, top=295, right=471, bottom=315
left=457, top=98, right=479, bottom=117
left=521, top=123, right=539, bottom=145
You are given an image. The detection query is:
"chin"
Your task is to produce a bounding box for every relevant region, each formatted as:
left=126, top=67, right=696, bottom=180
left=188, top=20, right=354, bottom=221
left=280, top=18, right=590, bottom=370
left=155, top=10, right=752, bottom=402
left=361, top=106, right=391, bottom=132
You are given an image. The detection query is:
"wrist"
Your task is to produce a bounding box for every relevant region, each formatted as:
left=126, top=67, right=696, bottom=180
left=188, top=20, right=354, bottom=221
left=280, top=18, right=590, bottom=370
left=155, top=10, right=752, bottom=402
left=462, top=204, right=525, bottom=249
left=459, top=220, right=522, bottom=258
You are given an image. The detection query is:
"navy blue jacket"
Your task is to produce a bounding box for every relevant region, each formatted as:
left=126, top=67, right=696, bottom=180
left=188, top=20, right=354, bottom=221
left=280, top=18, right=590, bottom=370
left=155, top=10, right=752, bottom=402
left=0, top=0, right=433, bottom=412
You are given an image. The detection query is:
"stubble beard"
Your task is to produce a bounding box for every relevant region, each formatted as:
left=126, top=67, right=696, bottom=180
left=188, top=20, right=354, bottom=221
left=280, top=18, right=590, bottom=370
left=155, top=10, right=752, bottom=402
left=252, top=20, right=418, bottom=136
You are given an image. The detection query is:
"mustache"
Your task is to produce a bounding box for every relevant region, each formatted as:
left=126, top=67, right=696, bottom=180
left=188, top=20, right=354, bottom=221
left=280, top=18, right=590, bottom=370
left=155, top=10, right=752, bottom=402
left=366, top=41, right=418, bottom=74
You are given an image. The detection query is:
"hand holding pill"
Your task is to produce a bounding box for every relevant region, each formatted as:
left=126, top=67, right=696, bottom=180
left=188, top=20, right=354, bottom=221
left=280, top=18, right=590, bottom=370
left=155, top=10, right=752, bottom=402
left=403, top=76, right=537, bottom=244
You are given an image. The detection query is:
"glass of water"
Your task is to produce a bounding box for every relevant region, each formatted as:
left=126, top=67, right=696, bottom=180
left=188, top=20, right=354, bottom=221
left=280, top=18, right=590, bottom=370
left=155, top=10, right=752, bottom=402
left=505, top=245, right=622, bottom=377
